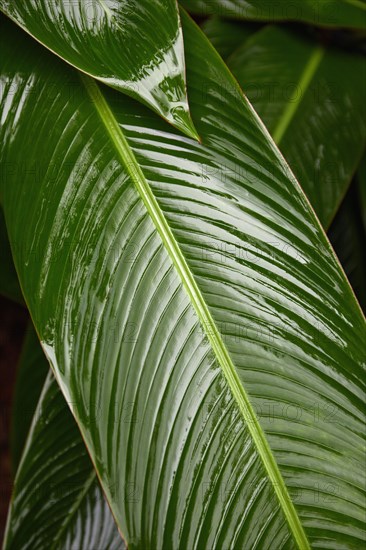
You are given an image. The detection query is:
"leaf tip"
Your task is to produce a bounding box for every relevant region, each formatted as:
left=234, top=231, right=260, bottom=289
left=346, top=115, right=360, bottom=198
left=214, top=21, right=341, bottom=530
left=170, top=106, right=201, bottom=142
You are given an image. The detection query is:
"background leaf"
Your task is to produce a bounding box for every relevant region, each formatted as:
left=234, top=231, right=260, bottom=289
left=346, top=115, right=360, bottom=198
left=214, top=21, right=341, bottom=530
left=5, top=368, right=123, bottom=549
left=201, top=16, right=259, bottom=59
left=10, top=324, right=48, bottom=473
left=1, top=12, right=365, bottom=549
left=0, top=1, right=198, bottom=139
left=328, top=177, right=366, bottom=313
left=357, top=155, right=366, bottom=231
left=227, top=25, right=366, bottom=227
left=181, top=0, right=366, bottom=29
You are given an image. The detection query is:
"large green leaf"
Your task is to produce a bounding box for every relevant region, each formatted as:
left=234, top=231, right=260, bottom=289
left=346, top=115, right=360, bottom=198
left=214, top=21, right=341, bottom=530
left=0, top=1, right=198, bottom=139
left=1, top=12, right=365, bottom=549
left=10, top=323, right=48, bottom=472
left=181, top=0, right=366, bottom=29
left=227, top=25, right=366, bottom=228
left=5, top=361, right=122, bottom=548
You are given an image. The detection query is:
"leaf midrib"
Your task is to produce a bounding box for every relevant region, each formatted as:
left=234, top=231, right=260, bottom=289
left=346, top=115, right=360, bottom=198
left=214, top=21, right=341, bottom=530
left=342, top=0, right=366, bottom=9
left=81, top=74, right=310, bottom=550
left=272, top=45, right=324, bottom=145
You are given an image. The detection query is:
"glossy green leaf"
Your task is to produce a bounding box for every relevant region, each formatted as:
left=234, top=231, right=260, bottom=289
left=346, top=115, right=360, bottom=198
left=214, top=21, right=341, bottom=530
left=227, top=25, right=366, bottom=228
left=0, top=0, right=198, bottom=139
left=10, top=323, right=48, bottom=472
left=1, top=12, right=366, bottom=549
left=201, top=16, right=259, bottom=59
left=181, top=0, right=366, bottom=29
left=6, top=368, right=123, bottom=549
left=0, top=207, right=23, bottom=303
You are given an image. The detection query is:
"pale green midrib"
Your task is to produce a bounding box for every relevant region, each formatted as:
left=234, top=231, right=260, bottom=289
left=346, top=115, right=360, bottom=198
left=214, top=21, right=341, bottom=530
left=50, top=469, right=96, bottom=550
left=81, top=74, right=310, bottom=550
left=272, top=46, right=324, bottom=145
left=343, top=0, right=366, bottom=9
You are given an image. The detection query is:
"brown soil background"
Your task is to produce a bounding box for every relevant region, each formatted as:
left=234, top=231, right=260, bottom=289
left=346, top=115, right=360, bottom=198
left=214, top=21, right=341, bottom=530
left=0, top=296, right=28, bottom=543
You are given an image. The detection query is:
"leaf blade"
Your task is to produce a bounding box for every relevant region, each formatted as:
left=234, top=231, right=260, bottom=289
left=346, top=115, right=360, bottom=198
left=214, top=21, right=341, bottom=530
left=83, top=71, right=309, bottom=548
left=10, top=324, right=48, bottom=472
left=5, top=358, right=123, bottom=549
left=328, top=180, right=366, bottom=313
left=0, top=0, right=198, bottom=139
left=181, top=0, right=366, bottom=29
left=201, top=17, right=259, bottom=59
left=227, top=25, right=366, bottom=227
